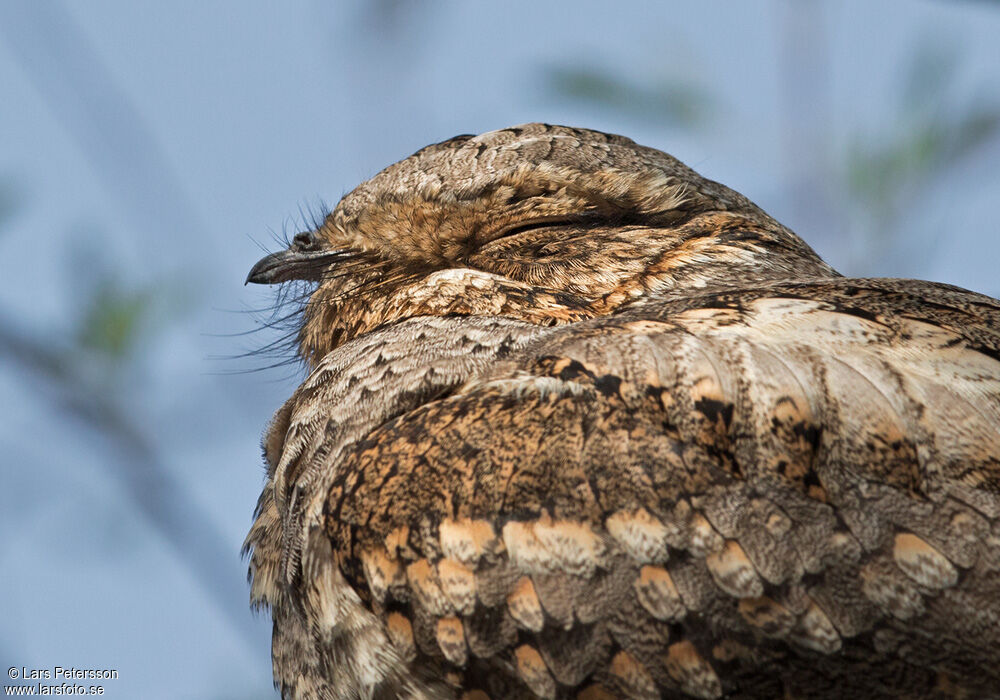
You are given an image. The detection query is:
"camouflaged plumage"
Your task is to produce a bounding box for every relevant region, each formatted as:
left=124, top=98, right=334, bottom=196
left=244, top=124, right=1000, bottom=699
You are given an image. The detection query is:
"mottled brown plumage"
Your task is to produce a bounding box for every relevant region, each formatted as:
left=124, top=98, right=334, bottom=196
left=244, top=124, right=1000, bottom=699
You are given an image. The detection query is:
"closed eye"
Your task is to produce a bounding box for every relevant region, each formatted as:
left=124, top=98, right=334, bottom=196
left=490, top=210, right=668, bottom=243
left=491, top=216, right=584, bottom=241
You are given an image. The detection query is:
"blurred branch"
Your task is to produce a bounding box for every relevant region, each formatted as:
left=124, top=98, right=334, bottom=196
left=0, top=305, right=260, bottom=647
left=0, top=1, right=259, bottom=650
left=0, top=173, right=254, bottom=644
left=0, top=1, right=207, bottom=266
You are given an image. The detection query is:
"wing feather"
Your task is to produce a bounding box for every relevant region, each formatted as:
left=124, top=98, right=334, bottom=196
left=248, top=279, right=1000, bottom=698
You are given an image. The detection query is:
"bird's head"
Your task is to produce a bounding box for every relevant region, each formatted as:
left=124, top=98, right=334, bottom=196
left=248, top=124, right=836, bottom=366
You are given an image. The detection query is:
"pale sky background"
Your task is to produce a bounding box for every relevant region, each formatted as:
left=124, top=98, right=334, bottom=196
left=2, top=1, right=999, bottom=698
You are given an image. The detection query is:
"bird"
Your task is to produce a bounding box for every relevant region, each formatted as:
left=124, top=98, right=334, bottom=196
left=243, top=123, right=1000, bottom=699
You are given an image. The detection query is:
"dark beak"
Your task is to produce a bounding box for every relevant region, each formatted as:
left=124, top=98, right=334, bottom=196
left=245, top=248, right=348, bottom=285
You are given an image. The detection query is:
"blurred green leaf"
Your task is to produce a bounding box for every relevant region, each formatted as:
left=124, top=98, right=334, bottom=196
left=843, top=34, right=1000, bottom=256
left=846, top=104, right=1000, bottom=227
left=75, top=279, right=156, bottom=360
left=547, top=65, right=714, bottom=129
left=63, top=233, right=194, bottom=371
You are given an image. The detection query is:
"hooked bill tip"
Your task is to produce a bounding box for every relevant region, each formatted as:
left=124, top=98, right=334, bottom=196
left=245, top=246, right=349, bottom=285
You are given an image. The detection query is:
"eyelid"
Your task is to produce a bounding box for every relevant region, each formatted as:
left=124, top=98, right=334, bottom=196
left=490, top=215, right=583, bottom=242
